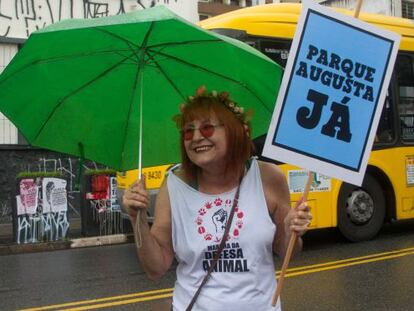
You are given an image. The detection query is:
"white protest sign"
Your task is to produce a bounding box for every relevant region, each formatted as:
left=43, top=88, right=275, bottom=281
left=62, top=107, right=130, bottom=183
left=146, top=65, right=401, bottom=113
left=263, top=0, right=400, bottom=186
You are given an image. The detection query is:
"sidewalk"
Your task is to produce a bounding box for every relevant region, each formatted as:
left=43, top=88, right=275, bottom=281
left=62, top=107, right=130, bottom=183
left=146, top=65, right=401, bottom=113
left=0, top=218, right=133, bottom=255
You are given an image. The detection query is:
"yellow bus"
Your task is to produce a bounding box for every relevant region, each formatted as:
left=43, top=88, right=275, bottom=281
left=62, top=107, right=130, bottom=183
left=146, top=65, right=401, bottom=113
left=199, top=3, right=414, bottom=241
left=119, top=3, right=414, bottom=240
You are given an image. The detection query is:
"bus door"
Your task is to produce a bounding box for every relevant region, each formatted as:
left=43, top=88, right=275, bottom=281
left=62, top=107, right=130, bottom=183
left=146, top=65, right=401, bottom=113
left=395, top=52, right=414, bottom=219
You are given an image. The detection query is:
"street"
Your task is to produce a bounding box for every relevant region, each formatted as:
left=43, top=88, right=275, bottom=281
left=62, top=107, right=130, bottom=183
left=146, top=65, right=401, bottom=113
left=1, top=221, right=413, bottom=311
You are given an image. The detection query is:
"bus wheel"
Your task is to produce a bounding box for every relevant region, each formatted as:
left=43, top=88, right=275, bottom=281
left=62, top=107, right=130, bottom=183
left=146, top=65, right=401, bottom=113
left=337, top=174, right=385, bottom=242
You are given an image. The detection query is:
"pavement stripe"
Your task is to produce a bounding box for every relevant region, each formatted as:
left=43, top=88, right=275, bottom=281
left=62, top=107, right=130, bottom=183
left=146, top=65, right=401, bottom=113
left=283, top=249, right=414, bottom=277
left=19, top=246, right=414, bottom=311
left=19, top=288, right=174, bottom=311
left=276, top=245, right=414, bottom=276
left=62, top=293, right=173, bottom=311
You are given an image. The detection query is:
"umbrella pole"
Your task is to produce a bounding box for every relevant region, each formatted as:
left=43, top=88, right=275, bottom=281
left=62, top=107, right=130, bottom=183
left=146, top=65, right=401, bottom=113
left=138, top=65, right=143, bottom=180
left=134, top=70, right=144, bottom=249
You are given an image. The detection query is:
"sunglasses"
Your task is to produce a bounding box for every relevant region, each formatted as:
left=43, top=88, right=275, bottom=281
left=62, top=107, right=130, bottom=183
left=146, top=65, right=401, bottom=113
left=181, top=123, right=223, bottom=141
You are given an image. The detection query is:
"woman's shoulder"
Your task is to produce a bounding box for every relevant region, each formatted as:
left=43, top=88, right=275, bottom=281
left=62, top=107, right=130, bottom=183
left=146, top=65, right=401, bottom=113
left=257, top=160, right=285, bottom=184
left=167, top=165, right=192, bottom=185
left=256, top=160, right=290, bottom=213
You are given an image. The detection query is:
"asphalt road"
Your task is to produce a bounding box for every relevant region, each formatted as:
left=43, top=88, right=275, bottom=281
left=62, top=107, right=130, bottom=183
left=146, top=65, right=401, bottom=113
left=1, top=220, right=413, bottom=311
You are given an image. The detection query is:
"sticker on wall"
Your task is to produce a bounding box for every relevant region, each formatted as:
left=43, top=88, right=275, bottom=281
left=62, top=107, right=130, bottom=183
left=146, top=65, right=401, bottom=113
left=405, top=155, right=414, bottom=186
left=288, top=170, right=331, bottom=193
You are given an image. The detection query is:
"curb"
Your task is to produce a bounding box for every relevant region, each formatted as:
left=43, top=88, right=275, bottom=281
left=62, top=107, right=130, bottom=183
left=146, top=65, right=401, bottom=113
left=0, top=240, right=72, bottom=255
left=70, top=234, right=134, bottom=248
left=0, top=234, right=134, bottom=255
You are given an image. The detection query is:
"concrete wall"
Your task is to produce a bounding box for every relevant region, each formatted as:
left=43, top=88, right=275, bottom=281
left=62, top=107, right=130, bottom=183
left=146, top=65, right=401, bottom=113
left=0, top=0, right=199, bottom=40
left=322, top=0, right=402, bottom=16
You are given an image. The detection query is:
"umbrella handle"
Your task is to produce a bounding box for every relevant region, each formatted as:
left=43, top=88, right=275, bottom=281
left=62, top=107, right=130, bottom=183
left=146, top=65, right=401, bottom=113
left=134, top=211, right=143, bottom=248
left=131, top=174, right=144, bottom=249
left=133, top=173, right=144, bottom=248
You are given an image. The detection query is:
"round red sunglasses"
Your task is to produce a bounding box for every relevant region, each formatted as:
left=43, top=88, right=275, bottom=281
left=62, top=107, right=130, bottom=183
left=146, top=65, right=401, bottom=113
left=181, top=124, right=223, bottom=141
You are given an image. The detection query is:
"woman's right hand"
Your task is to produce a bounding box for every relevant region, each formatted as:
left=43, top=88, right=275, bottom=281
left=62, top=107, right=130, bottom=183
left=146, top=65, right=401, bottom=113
left=122, top=178, right=149, bottom=223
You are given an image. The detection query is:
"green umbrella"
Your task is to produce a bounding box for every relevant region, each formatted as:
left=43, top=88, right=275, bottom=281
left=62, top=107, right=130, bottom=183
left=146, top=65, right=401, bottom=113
left=0, top=6, right=282, bottom=172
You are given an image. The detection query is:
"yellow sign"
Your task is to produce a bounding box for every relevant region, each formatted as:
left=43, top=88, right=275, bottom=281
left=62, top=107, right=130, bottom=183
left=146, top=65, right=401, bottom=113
left=116, top=164, right=172, bottom=190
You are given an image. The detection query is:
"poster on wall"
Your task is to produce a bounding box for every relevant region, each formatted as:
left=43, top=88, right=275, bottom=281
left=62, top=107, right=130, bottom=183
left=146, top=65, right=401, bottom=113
left=86, top=175, right=110, bottom=200
left=263, top=0, right=400, bottom=186
left=42, top=178, right=68, bottom=213
left=17, top=179, right=38, bottom=215
left=110, top=177, right=121, bottom=211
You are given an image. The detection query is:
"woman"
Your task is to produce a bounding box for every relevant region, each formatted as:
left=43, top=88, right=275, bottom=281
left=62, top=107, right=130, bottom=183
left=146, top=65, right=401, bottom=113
left=123, top=86, right=312, bottom=311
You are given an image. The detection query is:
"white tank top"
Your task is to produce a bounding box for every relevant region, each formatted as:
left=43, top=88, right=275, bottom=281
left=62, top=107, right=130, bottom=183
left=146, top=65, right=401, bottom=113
left=168, top=158, right=281, bottom=311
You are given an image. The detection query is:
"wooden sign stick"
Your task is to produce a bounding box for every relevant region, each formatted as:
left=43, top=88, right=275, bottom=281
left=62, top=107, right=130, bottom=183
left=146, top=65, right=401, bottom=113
left=354, top=0, right=363, bottom=18
left=272, top=171, right=314, bottom=307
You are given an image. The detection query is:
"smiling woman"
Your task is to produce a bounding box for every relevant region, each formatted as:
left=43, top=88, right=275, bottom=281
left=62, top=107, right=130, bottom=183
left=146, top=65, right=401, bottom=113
left=173, top=86, right=253, bottom=183
left=122, top=86, right=312, bottom=311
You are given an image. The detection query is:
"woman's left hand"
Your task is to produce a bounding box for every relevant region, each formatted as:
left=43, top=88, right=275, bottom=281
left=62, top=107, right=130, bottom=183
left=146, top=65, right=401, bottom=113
left=284, top=198, right=312, bottom=237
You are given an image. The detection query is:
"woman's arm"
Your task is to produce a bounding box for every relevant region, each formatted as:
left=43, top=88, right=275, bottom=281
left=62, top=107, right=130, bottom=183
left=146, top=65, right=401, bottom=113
left=259, top=161, right=312, bottom=260
left=123, top=179, right=174, bottom=281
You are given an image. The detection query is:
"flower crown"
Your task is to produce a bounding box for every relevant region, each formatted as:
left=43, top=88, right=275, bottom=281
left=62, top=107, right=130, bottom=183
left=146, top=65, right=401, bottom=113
left=179, top=86, right=249, bottom=124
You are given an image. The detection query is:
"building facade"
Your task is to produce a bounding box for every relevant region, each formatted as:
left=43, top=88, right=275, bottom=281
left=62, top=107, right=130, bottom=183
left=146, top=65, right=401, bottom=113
left=320, top=0, right=413, bottom=18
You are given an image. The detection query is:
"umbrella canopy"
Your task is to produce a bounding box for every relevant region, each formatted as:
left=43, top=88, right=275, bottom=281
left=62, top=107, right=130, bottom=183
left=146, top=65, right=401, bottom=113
left=0, top=6, right=282, bottom=171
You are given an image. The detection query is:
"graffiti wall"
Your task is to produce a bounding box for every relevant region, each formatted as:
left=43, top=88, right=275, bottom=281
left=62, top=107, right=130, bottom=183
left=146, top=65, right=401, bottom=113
left=0, top=0, right=198, bottom=39
left=0, top=148, right=131, bottom=241
left=0, top=148, right=102, bottom=226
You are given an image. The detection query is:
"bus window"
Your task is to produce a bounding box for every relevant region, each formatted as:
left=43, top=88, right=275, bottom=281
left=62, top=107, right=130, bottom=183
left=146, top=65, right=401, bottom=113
left=396, top=54, right=414, bottom=142
left=375, top=91, right=395, bottom=143
left=210, top=28, right=291, bottom=68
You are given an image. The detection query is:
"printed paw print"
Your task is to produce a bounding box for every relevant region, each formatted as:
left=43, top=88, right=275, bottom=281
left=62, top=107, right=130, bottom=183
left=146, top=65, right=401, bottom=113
left=233, top=229, right=239, bottom=237
left=204, top=233, right=213, bottom=241
left=198, top=226, right=206, bottom=234
left=236, top=220, right=243, bottom=229
left=205, top=202, right=212, bottom=209
left=214, top=198, right=223, bottom=206
left=198, top=208, right=207, bottom=216
left=195, top=217, right=203, bottom=225
left=237, top=211, right=244, bottom=219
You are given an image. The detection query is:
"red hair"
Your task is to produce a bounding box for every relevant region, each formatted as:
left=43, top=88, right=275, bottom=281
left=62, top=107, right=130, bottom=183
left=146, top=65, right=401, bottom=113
left=174, top=95, right=254, bottom=181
